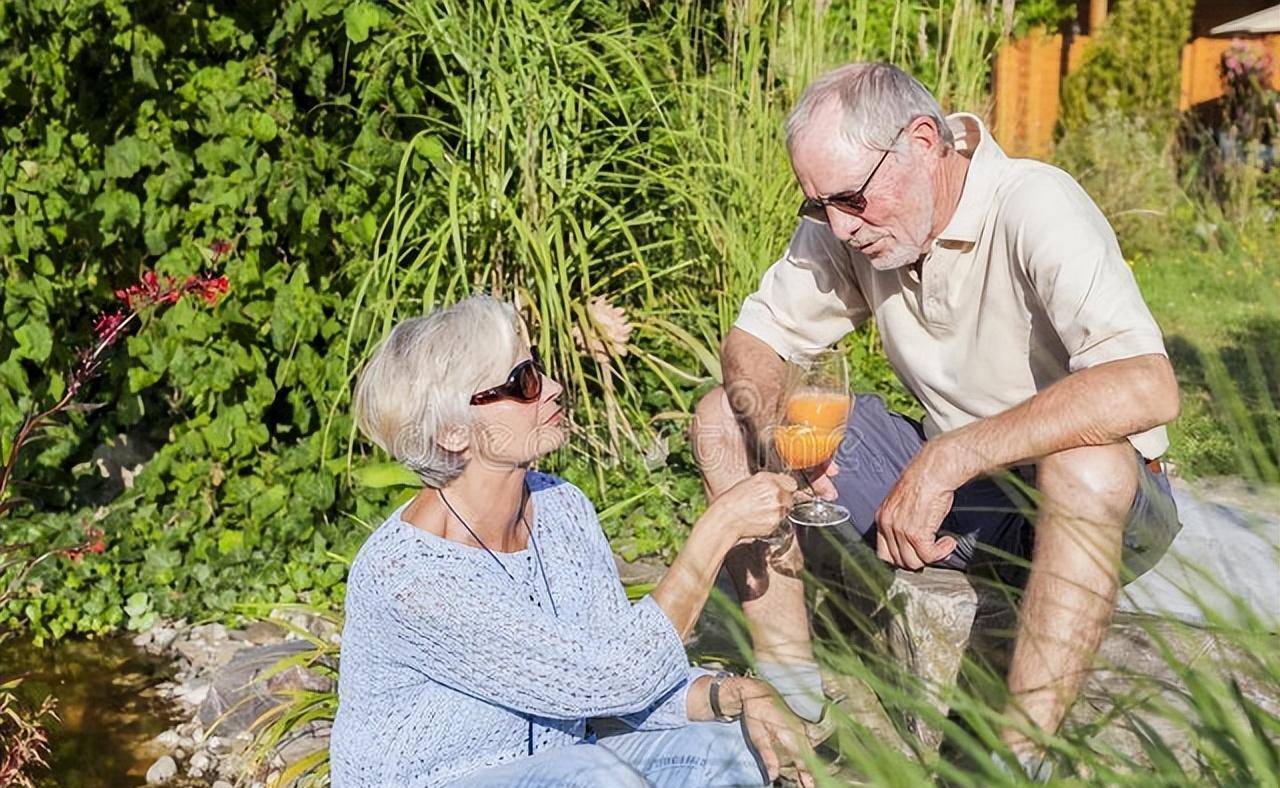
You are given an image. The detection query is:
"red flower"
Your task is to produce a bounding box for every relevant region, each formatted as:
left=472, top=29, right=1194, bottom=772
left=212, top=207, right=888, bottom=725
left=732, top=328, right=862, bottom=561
left=92, top=311, right=127, bottom=346
left=193, top=274, right=230, bottom=305
left=210, top=239, right=233, bottom=257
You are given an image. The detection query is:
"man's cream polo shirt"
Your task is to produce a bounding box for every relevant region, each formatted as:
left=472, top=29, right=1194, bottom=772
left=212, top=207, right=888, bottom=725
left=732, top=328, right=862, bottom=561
left=735, top=113, right=1170, bottom=459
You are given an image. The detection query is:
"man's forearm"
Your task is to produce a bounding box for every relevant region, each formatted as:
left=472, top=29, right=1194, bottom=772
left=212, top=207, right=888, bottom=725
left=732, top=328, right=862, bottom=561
left=928, top=354, right=1180, bottom=485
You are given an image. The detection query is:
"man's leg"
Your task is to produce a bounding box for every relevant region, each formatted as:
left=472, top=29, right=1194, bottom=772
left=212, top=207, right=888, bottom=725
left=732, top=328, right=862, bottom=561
left=1001, top=442, right=1137, bottom=754
left=691, top=386, right=813, bottom=664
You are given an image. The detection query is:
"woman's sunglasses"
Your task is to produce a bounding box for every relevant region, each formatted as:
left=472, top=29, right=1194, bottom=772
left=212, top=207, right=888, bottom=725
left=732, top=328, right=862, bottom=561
left=470, top=346, right=544, bottom=405
left=798, top=125, right=905, bottom=222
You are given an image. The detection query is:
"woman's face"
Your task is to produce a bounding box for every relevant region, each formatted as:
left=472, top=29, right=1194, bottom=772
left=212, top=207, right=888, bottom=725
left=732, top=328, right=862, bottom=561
left=466, top=345, right=567, bottom=468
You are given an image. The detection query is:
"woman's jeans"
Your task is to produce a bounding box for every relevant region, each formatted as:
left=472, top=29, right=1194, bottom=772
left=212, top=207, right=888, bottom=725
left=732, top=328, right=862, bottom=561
left=452, top=720, right=769, bottom=788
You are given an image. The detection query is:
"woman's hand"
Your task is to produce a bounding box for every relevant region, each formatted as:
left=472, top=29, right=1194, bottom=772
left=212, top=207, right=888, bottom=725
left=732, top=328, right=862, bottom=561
left=703, top=472, right=798, bottom=542
left=734, top=679, right=815, bottom=787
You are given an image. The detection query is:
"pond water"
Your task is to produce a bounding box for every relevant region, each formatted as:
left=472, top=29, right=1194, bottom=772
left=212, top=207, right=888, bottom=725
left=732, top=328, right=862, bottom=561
left=1, top=635, right=186, bottom=787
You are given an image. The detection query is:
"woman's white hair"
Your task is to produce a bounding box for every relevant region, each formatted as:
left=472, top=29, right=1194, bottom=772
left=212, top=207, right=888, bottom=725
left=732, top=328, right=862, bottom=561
left=785, top=62, right=954, bottom=156
left=353, top=294, right=521, bottom=488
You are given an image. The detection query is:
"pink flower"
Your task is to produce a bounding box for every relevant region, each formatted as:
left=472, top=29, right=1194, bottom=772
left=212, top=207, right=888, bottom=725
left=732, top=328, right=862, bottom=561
left=92, top=311, right=127, bottom=346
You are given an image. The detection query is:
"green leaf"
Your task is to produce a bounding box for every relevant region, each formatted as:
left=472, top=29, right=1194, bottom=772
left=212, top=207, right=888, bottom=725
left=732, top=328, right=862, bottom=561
left=218, top=529, right=245, bottom=554
left=92, top=191, right=142, bottom=233
left=103, top=137, right=158, bottom=179
left=13, top=323, right=52, bottom=362
left=131, top=55, right=159, bottom=89
left=351, top=461, right=419, bottom=489
left=123, top=592, right=150, bottom=618
left=343, top=3, right=382, bottom=43
left=251, top=112, right=278, bottom=143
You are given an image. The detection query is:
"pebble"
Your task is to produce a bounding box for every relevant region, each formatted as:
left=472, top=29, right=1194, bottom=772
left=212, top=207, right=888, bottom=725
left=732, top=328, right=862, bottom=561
left=145, top=755, right=177, bottom=785
left=190, top=752, right=211, bottom=771
left=154, top=730, right=181, bottom=749
left=212, top=782, right=233, bottom=788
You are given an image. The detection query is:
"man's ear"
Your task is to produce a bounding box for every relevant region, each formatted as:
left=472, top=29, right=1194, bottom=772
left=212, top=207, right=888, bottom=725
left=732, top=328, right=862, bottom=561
left=906, top=115, right=943, bottom=156
left=437, top=423, right=470, bottom=454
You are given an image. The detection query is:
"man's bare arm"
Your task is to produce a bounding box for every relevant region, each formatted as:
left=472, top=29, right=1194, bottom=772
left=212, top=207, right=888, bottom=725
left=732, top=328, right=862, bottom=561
left=877, top=353, right=1180, bottom=569
left=924, top=353, right=1178, bottom=486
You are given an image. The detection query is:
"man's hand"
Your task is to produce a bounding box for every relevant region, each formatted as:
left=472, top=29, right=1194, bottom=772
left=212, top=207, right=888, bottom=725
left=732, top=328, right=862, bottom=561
left=801, top=459, right=840, bottom=500
left=875, top=445, right=960, bottom=570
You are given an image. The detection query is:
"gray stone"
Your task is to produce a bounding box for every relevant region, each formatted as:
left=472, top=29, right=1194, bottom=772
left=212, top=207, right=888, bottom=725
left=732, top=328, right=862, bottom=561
left=239, top=621, right=285, bottom=645
left=152, top=626, right=180, bottom=650
left=153, top=729, right=181, bottom=750
left=145, top=755, right=177, bottom=785
left=198, top=641, right=327, bottom=736
left=174, top=681, right=210, bottom=707
left=189, top=752, right=212, bottom=771
left=883, top=567, right=978, bottom=751
left=613, top=554, right=667, bottom=586
left=213, top=782, right=234, bottom=788
left=1119, top=480, right=1280, bottom=627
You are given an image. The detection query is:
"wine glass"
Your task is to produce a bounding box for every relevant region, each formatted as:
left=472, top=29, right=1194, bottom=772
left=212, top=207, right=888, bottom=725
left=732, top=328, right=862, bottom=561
left=765, top=349, right=852, bottom=544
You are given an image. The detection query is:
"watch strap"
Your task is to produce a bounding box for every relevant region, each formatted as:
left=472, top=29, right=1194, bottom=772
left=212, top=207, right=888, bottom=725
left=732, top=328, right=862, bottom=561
left=708, top=671, right=735, bottom=722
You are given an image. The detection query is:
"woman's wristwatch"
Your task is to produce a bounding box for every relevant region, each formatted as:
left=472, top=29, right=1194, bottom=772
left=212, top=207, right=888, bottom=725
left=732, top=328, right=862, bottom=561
left=708, top=671, right=738, bottom=722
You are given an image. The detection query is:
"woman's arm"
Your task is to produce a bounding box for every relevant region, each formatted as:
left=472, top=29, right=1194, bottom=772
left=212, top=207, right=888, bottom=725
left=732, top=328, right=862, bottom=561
left=387, top=557, right=690, bottom=721
left=650, top=472, right=797, bottom=640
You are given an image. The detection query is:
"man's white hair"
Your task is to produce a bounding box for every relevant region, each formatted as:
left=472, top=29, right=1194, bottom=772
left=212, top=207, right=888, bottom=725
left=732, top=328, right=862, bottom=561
left=785, top=62, right=954, bottom=155
left=353, top=294, right=521, bottom=488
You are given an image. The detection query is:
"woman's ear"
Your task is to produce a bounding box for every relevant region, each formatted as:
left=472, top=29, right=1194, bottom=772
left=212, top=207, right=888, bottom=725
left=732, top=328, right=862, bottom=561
left=437, top=423, right=470, bottom=454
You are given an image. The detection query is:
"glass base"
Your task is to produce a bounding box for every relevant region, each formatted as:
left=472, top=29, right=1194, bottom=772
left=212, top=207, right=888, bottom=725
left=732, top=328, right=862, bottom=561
left=787, top=499, right=851, bottom=528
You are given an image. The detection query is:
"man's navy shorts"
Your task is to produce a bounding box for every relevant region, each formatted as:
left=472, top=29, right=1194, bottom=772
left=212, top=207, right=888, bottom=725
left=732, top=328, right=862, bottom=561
left=802, top=394, right=1181, bottom=585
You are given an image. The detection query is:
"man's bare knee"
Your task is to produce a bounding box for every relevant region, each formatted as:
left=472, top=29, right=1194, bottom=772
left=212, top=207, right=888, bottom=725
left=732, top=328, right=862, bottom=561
left=1037, top=443, right=1137, bottom=526
left=691, top=386, right=752, bottom=497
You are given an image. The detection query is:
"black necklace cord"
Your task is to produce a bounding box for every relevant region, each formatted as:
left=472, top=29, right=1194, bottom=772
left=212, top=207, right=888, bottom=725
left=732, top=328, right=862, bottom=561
left=436, top=480, right=560, bottom=755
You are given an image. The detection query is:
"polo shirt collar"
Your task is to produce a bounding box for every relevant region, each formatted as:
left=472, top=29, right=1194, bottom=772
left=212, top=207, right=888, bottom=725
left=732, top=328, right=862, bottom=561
left=935, top=113, right=1008, bottom=245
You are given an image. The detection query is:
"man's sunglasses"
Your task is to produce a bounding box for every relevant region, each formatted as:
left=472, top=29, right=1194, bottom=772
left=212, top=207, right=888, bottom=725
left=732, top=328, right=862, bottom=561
left=470, top=346, right=544, bottom=405
left=798, top=125, right=906, bottom=222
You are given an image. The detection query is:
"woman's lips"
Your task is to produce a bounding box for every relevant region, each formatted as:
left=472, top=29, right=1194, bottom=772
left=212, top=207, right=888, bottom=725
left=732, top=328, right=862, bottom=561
left=543, top=408, right=563, bottom=425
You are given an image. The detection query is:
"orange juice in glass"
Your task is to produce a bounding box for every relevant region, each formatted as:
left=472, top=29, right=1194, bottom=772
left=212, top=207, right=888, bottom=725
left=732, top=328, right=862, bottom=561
left=768, top=350, right=852, bottom=540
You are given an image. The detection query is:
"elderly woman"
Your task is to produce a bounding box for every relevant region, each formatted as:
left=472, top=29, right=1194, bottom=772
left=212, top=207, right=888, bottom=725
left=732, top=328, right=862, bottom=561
left=331, top=295, right=813, bottom=787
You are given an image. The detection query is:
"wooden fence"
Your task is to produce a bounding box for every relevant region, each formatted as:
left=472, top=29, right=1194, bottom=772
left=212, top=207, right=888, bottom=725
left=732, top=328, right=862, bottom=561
left=992, top=30, right=1280, bottom=158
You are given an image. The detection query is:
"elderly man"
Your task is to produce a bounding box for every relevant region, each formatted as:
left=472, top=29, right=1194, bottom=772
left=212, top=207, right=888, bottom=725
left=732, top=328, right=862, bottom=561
left=691, top=62, right=1181, bottom=775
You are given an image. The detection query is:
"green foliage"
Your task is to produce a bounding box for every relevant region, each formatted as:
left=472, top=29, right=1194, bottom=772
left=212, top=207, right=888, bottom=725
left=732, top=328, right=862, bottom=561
left=0, top=0, right=1005, bottom=641
left=1059, top=0, right=1195, bottom=137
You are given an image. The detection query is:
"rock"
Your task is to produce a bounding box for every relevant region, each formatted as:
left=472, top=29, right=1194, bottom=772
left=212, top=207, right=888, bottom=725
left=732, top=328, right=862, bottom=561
left=197, top=641, right=319, bottom=736
left=213, top=782, right=233, bottom=788
left=152, top=626, right=180, bottom=650
left=153, top=729, right=181, bottom=750
left=133, top=630, right=154, bottom=649
left=266, top=664, right=332, bottom=694
left=189, top=752, right=212, bottom=771
left=883, top=567, right=978, bottom=751
left=276, top=721, right=331, bottom=765
left=174, top=682, right=210, bottom=707
left=240, top=621, right=285, bottom=645
left=145, top=755, right=177, bottom=785
left=613, top=554, right=667, bottom=586
left=1118, top=480, right=1280, bottom=627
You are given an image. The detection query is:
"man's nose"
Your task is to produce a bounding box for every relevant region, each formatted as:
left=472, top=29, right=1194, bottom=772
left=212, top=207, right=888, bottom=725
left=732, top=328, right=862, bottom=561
left=826, top=209, right=864, bottom=242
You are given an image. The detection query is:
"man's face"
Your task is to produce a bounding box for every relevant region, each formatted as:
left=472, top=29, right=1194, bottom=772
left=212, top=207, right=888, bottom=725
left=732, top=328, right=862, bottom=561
left=790, top=107, right=936, bottom=271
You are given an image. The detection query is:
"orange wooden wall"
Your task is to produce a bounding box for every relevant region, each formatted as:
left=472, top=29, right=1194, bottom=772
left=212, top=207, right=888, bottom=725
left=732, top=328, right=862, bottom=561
left=992, top=31, right=1280, bottom=158
left=1180, top=34, right=1280, bottom=110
